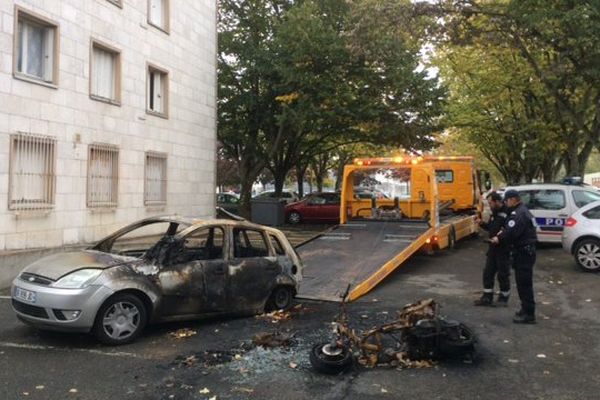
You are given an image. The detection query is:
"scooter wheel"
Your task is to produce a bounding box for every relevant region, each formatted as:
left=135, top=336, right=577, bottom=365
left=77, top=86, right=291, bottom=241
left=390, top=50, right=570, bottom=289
left=309, top=342, right=354, bottom=375
left=439, top=323, right=476, bottom=358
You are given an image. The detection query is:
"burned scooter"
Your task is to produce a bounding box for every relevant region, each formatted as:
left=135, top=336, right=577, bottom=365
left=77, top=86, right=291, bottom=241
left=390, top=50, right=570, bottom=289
left=309, top=286, right=476, bottom=374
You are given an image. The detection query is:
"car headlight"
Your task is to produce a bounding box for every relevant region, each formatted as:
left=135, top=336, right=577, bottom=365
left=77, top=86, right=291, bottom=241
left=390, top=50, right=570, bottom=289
left=52, top=269, right=103, bottom=289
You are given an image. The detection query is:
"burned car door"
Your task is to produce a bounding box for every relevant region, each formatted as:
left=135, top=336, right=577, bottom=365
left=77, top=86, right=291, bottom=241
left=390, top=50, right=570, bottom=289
left=228, top=227, right=281, bottom=311
left=156, top=226, right=229, bottom=317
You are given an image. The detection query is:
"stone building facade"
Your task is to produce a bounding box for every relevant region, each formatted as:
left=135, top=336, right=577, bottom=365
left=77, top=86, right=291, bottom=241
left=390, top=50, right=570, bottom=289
left=0, top=0, right=217, bottom=251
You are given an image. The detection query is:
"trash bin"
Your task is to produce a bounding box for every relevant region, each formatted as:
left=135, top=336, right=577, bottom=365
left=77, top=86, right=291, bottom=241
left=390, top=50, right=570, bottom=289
left=250, top=198, right=286, bottom=226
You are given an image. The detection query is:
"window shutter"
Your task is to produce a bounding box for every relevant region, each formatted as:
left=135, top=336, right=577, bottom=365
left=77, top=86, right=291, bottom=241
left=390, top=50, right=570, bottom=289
left=153, top=72, right=162, bottom=113
left=43, top=27, right=54, bottom=82
left=150, top=0, right=163, bottom=27
left=93, top=47, right=115, bottom=99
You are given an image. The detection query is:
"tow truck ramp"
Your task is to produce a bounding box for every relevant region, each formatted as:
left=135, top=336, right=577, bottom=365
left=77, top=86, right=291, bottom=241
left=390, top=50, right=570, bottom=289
left=296, top=220, right=433, bottom=302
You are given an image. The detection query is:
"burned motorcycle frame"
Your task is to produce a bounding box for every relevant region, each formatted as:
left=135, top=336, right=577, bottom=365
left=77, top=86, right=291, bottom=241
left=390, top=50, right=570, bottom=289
left=310, top=286, right=475, bottom=374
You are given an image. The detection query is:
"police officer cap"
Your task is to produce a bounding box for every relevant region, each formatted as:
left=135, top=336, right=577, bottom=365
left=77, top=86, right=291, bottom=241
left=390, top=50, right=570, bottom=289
left=503, top=189, right=520, bottom=200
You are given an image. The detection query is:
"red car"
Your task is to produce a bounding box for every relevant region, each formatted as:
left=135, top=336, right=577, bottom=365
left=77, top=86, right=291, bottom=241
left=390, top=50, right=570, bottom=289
left=285, top=192, right=341, bottom=224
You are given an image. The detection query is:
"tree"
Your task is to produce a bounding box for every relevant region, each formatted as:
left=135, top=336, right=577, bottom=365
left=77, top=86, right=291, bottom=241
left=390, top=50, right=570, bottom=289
left=437, top=0, right=600, bottom=178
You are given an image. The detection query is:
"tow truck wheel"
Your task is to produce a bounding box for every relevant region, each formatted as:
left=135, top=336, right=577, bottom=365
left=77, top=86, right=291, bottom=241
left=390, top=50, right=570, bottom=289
left=310, top=342, right=353, bottom=374
left=447, top=227, right=456, bottom=250
left=266, top=286, right=293, bottom=311
left=288, top=211, right=302, bottom=225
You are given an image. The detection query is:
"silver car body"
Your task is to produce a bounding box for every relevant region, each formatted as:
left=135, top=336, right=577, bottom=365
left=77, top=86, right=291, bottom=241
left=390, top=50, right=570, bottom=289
left=11, top=216, right=303, bottom=333
left=561, top=200, right=600, bottom=271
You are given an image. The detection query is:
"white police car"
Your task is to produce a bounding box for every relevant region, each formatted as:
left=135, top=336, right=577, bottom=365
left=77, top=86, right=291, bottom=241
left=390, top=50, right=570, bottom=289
left=504, top=183, right=600, bottom=243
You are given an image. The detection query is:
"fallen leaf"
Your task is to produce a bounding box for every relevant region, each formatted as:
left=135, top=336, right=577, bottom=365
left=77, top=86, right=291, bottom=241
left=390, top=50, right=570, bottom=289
left=537, top=354, right=546, bottom=359
left=23, top=393, right=29, bottom=396
left=289, top=362, right=298, bottom=369
left=35, top=385, right=45, bottom=390
left=232, top=387, right=254, bottom=394
left=361, top=315, right=369, bottom=319
left=508, top=359, right=519, bottom=363
left=169, top=328, right=197, bottom=339
left=541, top=301, right=552, bottom=305
left=585, top=299, right=592, bottom=303
left=543, top=370, right=551, bottom=375
left=168, top=396, right=174, bottom=399
left=69, top=389, right=78, bottom=394
left=557, top=280, right=563, bottom=285
left=503, top=340, right=510, bottom=343
left=559, top=352, right=564, bottom=356
left=199, top=388, right=211, bottom=394
left=209, top=396, right=217, bottom=400
left=381, top=388, right=388, bottom=393
left=234, top=354, right=242, bottom=360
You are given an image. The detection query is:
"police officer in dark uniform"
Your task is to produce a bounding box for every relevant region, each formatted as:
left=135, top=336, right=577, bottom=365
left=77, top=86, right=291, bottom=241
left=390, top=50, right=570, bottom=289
left=491, top=189, right=537, bottom=323
left=474, top=192, right=510, bottom=306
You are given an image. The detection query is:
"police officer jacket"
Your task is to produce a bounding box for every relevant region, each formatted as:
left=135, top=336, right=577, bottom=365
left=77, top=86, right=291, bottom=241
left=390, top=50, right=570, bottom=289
left=497, top=202, right=537, bottom=247
left=481, top=206, right=508, bottom=238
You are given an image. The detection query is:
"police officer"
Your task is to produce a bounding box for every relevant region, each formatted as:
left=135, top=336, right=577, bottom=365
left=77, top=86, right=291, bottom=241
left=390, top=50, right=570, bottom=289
left=474, top=192, right=510, bottom=307
left=491, top=189, right=537, bottom=323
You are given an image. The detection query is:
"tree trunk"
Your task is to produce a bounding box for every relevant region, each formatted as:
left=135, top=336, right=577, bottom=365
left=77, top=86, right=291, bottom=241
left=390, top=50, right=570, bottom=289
left=296, top=168, right=305, bottom=198
left=238, top=173, right=254, bottom=219
left=273, top=170, right=286, bottom=196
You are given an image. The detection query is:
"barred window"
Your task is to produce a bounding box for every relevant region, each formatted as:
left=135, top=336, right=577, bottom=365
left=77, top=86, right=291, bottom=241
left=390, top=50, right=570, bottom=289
left=145, top=152, right=167, bottom=205
left=9, top=134, right=56, bottom=210
left=87, top=144, right=119, bottom=208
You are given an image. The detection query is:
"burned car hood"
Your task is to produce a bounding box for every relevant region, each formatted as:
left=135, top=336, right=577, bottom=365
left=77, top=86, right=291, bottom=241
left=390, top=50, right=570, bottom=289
left=22, top=250, right=138, bottom=281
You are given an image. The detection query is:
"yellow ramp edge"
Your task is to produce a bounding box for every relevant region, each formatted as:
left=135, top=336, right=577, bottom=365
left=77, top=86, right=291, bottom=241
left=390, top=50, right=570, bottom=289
left=348, top=227, right=435, bottom=301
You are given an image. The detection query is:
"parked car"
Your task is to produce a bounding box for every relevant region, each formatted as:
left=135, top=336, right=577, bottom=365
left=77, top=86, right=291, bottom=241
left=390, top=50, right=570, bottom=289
left=253, top=190, right=299, bottom=204
left=285, top=192, right=340, bottom=224
left=11, top=216, right=303, bottom=344
left=353, top=187, right=390, bottom=200
left=505, top=183, right=600, bottom=243
left=561, top=200, right=600, bottom=272
left=216, top=192, right=240, bottom=214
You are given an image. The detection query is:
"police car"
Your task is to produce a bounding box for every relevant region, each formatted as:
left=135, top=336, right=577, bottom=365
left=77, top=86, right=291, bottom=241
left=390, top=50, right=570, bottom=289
left=504, top=182, right=600, bottom=243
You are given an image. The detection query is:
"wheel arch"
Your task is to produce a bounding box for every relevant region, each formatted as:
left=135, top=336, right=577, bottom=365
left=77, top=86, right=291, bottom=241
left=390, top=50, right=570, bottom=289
left=571, top=235, right=600, bottom=255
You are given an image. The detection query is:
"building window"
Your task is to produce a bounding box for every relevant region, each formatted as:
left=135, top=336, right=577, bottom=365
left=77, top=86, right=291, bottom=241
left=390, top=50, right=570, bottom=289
left=147, top=64, right=169, bottom=117
left=87, top=144, right=119, bottom=208
left=9, top=134, right=56, bottom=210
left=14, top=7, right=59, bottom=86
left=148, top=0, right=170, bottom=32
left=90, top=40, right=121, bottom=104
left=145, top=152, right=167, bottom=205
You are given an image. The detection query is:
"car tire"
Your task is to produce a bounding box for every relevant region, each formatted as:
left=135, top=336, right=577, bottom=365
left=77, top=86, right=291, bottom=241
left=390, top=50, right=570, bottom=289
left=93, top=293, right=147, bottom=345
left=266, top=286, right=294, bottom=311
left=309, top=342, right=354, bottom=375
left=574, top=238, right=600, bottom=272
left=288, top=211, right=302, bottom=225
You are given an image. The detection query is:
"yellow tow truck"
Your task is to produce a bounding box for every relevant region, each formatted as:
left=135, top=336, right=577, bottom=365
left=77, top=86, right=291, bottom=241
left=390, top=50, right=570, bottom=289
left=296, top=155, right=486, bottom=302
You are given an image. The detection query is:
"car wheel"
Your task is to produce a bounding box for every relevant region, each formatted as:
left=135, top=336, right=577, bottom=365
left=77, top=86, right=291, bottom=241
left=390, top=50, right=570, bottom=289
left=93, top=293, right=147, bottom=345
left=574, top=238, right=600, bottom=272
left=266, top=286, right=294, bottom=311
left=309, top=342, right=353, bottom=375
left=288, top=211, right=302, bottom=225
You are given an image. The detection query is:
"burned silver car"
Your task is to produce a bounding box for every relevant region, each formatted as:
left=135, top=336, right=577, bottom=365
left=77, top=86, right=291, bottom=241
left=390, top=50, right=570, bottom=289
left=11, top=216, right=303, bottom=344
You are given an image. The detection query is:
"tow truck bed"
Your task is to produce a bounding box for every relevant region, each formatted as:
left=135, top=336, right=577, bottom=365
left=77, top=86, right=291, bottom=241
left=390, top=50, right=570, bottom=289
left=296, top=220, right=433, bottom=302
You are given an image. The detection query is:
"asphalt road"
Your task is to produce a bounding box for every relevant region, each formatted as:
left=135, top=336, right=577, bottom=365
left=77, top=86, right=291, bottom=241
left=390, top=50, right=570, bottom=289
left=1, top=232, right=599, bottom=400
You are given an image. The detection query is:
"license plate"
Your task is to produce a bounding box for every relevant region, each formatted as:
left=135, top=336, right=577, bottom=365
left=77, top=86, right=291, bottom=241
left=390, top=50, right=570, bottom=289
left=15, top=287, right=36, bottom=303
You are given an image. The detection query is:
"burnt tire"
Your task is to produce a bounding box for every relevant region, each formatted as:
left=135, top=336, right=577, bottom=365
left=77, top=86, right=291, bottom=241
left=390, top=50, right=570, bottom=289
left=439, top=323, right=476, bottom=358
left=266, top=286, right=294, bottom=311
left=93, top=293, right=147, bottom=345
left=288, top=211, right=302, bottom=225
left=573, top=238, right=600, bottom=272
left=310, top=342, right=353, bottom=375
